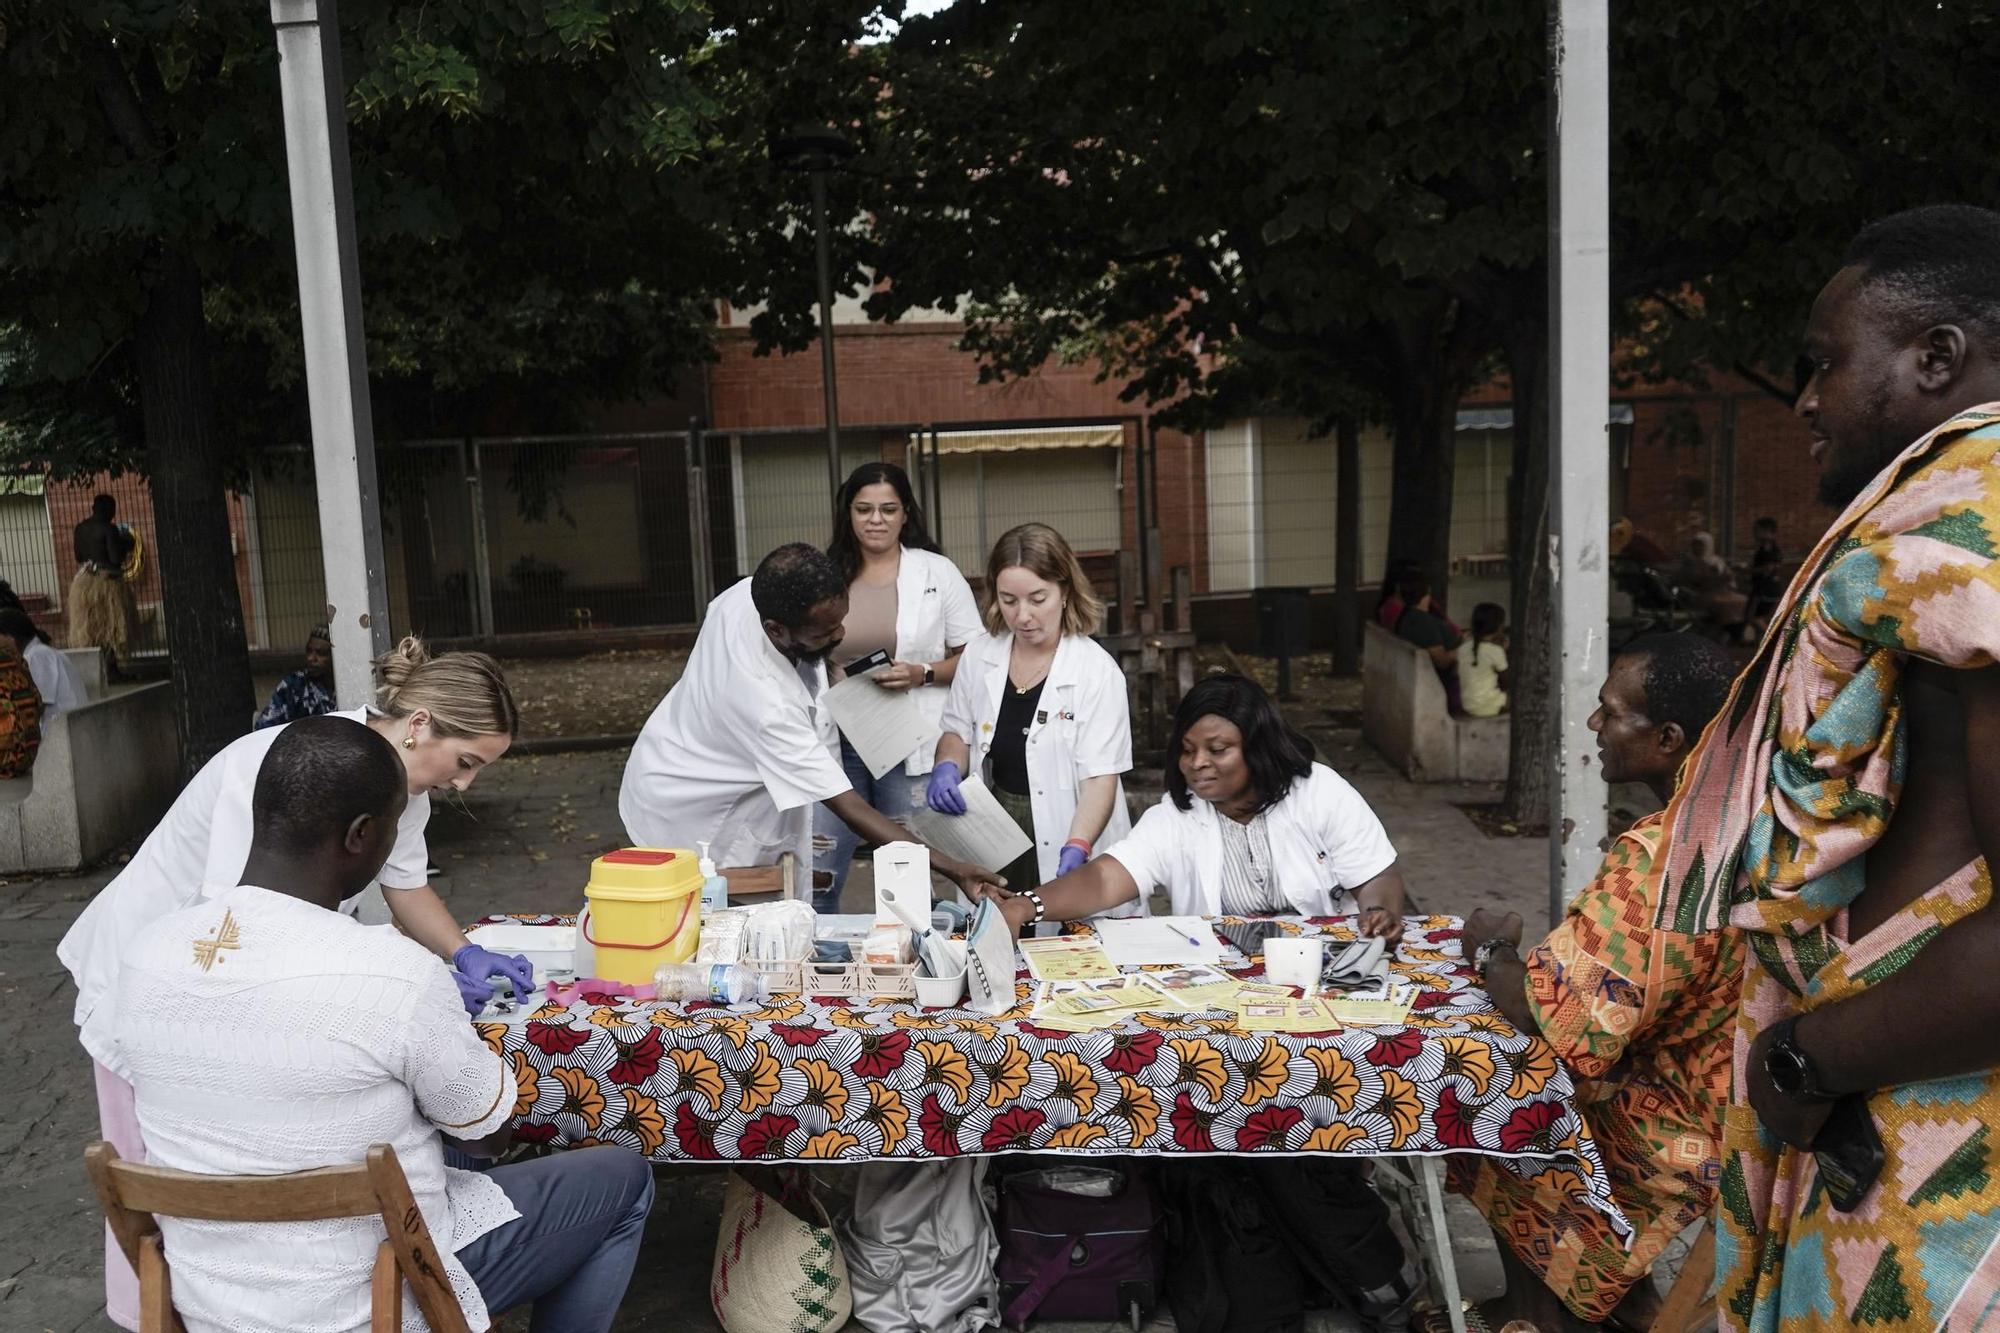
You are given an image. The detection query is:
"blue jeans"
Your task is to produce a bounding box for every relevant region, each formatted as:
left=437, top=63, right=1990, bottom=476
left=455, top=1147, right=655, bottom=1333
left=813, top=735, right=921, bottom=912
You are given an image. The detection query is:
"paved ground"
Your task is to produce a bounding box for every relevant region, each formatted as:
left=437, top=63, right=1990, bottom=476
left=0, top=671, right=1616, bottom=1332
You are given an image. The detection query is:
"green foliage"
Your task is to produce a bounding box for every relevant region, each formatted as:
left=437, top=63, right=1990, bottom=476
left=834, top=0, right=1553, bottom=432
left=795, top=1, right=2000, bottom=427
left=1613, top=5, right=2000, bottom=387
left=0, top=0, right=733, bottom=480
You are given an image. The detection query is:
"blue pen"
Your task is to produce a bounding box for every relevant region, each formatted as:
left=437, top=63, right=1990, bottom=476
left=1163, top=922, right=1205, bottom=949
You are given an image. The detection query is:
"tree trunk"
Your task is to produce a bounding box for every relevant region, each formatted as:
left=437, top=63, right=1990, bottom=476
left=1330, top=415, right=1361, bottom=676
left=132, top=250, right=255, bottom=777
left=1384, top=360, right=1457, bottom=610
left=1498, top=313, right=1551, bottom=828
left=1382, top=300, right=1483, bottom=616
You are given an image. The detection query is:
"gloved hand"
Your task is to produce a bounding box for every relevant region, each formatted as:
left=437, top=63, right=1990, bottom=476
left=1056, top=843, right=1089, bottom=876
left=455, top=944, right=537, bottom=1002
left=926, top=760, right=967, bottom=815
left=451, top=968, right=494, bottom=1017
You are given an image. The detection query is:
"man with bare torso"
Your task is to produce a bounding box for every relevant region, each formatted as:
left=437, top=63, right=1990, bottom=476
left=1652, top=204, right=2000, bottom=1332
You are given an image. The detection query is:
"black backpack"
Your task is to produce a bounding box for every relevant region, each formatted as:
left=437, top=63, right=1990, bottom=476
left=1243, top=1158, right=1415, bottom=1332
left=1156, top=1160, right=1309, bottom=1333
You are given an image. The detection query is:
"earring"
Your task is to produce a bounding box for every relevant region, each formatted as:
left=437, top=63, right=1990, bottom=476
left=402, top=734, right=416, bottom=750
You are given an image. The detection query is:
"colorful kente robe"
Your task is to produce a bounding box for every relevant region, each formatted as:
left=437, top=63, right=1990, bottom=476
left=1652, top=406, right=2000, bottom=1332
left=1459, top=815, right=1743, bottom=1321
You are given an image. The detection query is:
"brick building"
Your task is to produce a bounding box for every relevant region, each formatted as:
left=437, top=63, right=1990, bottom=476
left=3, top=309, right=1818, bottom=655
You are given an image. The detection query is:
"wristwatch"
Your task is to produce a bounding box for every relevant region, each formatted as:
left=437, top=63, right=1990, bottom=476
left=1764, top=1015, right=1836, bottom=1102
left=922, top=662, right=936, bottom=686
left=1472, top=937, right=1517, bottom=981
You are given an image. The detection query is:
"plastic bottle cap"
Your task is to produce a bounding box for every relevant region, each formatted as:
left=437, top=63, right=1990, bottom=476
left=697, top=839, right=717, bottom=877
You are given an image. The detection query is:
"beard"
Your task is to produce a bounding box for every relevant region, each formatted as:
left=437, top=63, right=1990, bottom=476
left=783, top=640, right=837, bottom=666
left=1816, top=378, right=1905, bottom=508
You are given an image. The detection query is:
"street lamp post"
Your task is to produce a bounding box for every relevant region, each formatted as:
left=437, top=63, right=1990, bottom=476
left=773, top=126, right=856, bottom=507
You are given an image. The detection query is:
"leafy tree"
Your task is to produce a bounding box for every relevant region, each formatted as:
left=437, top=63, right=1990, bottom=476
left=0, top=0, right=729, bottom=771
left=822, top=0, right=2000, bottom=827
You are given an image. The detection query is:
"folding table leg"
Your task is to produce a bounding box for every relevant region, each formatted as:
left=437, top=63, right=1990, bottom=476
left=1418, top=1156, right=1468, bottom=1333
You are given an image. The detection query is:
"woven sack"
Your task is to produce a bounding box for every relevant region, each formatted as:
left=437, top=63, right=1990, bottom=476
left=710, top=1167, right=852, bottom=1333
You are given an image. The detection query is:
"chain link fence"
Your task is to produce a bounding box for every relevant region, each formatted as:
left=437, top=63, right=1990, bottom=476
left=0, top=419, right=1150, bottom=656
left=0, top=410, right=1620, bottom=657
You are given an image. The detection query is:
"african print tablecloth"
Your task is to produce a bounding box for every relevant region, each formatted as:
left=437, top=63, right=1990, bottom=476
left=476, top=913, right=1625, bottom=1231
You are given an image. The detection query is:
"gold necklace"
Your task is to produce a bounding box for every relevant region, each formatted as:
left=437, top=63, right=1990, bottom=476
left=1010, top=647, right=1053, bottom=695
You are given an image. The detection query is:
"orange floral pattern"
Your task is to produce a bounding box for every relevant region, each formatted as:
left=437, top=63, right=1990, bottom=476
left=736, top=1041, right=781, bottom=1114
left=481, top=913, right=1618, bottom=1238
left=551, top=1065, right=606, bottom=1132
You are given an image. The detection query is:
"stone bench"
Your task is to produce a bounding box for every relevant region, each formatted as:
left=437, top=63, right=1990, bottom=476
left=1361, top=621, right=1509, bottom=783
left=0, top=656, right=178, bottom=872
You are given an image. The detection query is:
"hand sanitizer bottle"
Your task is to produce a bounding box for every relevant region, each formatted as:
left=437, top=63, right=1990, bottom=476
left=698, top=840, right=729, bottom=913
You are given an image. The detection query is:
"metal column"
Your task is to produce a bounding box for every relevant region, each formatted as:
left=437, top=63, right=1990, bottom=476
left=1547, top=0, right=1612, bottom=919
left=810, top=170, right=843, bottom=507
left=466, top=443, right=496, bottom=637
left=686, top=419, right=716, bottom=616
left=269, top=0, right=391, bottom=706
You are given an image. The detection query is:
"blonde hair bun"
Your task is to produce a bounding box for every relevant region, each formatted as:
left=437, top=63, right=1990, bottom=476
left=371, top=636, right=519, bottom=739
left=373, top=635, right=433, bottom=705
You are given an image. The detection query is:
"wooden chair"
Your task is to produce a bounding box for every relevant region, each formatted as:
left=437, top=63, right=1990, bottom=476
left=83, top=1141, right=470, bottom=1333
left=721, top=849, right=798, bottom=904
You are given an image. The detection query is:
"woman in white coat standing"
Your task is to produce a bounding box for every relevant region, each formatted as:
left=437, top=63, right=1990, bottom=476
left=58, top=639, right=526, bottom=1330
left=928, top=522, right=1134, bottom=902
left=994, top=673, right=1408, bottom=940
left=812, top=462, right=982, bottom=910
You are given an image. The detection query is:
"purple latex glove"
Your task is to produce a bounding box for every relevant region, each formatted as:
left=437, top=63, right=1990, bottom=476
left=926, top=760, right=967, bottom=815
left=1056, top=843, right=1089, bottom=877
left=455, top=944, right=537, bottom=1001
left=451, top=968, right=494, bottom=1017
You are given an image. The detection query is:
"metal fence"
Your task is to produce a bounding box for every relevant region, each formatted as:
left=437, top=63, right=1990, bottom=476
left=0, top=471, right=175, bottom=652
left=0, top=409, right=1638, bottom=657
left=229, top=417, right=1148, bottom=650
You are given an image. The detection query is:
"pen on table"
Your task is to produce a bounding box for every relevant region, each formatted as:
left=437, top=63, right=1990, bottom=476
left=1161, top=922, right=1205, bottom=948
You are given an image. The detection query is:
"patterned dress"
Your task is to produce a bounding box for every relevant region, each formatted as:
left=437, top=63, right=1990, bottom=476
left=0, top=639, right=41, bottom=777
left=1456, top=816, right=1743, bottom=1321
left=1651, top=407, right=2000, bottom=1331
left=252, top=669, right=335, bottom=729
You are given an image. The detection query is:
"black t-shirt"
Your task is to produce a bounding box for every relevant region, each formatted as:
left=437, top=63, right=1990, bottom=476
left=1395, top=606, right=1462, bottom=653
left=989, top=678, right=1047, bottom=796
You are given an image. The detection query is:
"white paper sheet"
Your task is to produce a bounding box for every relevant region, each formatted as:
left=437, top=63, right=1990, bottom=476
left=1092, top=915, right=1222, bottom=968
left=904, top=774, right=1034, bottom=873
left=824, top=673, right=936, bottom=779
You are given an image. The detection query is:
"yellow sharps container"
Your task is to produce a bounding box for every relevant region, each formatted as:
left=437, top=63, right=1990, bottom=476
left=581, top=848, right=704, bottom=984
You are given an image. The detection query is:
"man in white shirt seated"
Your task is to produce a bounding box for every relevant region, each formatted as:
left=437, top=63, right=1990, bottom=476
left=620, top=541, right=1002, bottom=902
left=108, top=716, right=654, bottom=1333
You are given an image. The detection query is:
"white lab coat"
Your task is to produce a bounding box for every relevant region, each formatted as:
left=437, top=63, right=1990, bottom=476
left=940, top=629, right=1135, bottom=892
left=619, top=579, right=851, bottom=869
left=56, top=707, right=433, bottom=1069
left=881, top=547, right=982, bottom=777
left=1107, top=764, right=1398, bottom=917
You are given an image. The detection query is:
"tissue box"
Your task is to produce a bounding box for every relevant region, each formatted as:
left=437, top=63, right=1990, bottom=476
left=862, top=923, right=915, bottom=965
left=872, top=841, right=932, bottom=925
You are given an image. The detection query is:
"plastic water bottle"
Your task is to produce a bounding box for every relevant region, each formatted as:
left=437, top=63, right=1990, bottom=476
left=654, top=962, right=765, bottom=1006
